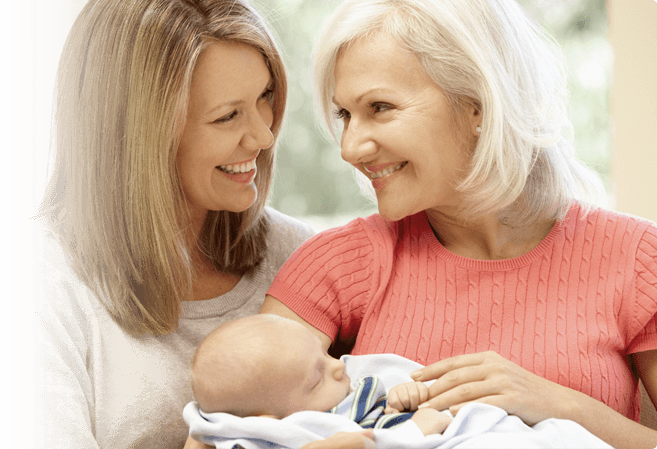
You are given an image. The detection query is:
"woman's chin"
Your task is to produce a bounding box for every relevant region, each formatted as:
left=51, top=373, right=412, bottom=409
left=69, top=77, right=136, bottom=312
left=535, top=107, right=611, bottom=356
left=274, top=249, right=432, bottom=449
left=209, top=191, right=258, bottom=214
left=377, top=204, right=410, bottom=222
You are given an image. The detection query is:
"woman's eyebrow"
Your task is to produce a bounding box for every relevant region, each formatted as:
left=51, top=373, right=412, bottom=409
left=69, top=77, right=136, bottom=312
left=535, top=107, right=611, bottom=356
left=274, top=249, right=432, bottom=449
left=332, top=87, right=395, bottom=107
left=205, top=76, right=273, bottom=116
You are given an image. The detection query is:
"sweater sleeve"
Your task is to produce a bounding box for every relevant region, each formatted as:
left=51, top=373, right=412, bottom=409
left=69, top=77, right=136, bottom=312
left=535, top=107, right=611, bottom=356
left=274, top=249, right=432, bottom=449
left=36, top=236, right=100, bottom=449
left=267, top=216, right=393, bottom=343
left=625, top=223, right=657, bottom=354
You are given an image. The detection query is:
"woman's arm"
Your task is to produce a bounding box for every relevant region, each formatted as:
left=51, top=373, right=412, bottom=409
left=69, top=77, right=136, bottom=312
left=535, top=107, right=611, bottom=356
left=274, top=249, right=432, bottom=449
left=38, top=309, right=99, bottom=448
left=411, top=351, right=657, bottom=449
left=184, top=429, right=375, bottom=449
left=635, top=349, right=657, bottom=425
left=300, top=431, right=375, bottom=449
left=260, top=295, right=332, bottom=351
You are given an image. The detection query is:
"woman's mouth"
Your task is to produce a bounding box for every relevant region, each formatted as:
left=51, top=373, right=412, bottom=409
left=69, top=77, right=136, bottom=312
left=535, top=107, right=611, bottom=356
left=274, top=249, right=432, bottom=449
left=217, top=158, right=256, bottom=175
left=367, top=161, right=408, bottom=180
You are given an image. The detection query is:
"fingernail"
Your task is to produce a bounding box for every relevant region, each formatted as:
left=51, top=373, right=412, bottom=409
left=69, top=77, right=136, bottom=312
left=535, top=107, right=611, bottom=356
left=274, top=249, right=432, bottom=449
left=361, top=428, right=374, bottom=438
left=410, top=370, right=421, bottom=380
left=418, top=402, right=429, bottom=409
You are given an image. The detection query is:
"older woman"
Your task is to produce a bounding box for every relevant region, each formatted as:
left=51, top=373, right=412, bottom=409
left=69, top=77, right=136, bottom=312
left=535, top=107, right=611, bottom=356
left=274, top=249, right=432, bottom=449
left=261, top=0, right=657, bottom=448
left=36, top=1, right=314, bottom=448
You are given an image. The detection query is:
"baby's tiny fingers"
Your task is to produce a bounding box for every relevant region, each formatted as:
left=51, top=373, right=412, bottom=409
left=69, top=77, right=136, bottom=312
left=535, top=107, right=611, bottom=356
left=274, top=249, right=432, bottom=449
left=384, top=405, right=400, bottom=414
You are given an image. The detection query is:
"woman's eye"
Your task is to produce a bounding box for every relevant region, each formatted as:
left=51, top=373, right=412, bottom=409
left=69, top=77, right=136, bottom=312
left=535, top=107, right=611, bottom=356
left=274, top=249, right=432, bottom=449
left=214, top=110, right=238, bottom=124
left=333, top=108, right=350, bottom=121
left=260, top=88, right=274, bottom=103
left=371, top=102, right=392, bottom=114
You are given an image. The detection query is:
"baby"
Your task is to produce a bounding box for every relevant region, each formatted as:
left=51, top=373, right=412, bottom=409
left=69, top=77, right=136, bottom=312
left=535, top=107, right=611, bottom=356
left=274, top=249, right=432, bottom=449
left=189, top=314, right=452, bottom=439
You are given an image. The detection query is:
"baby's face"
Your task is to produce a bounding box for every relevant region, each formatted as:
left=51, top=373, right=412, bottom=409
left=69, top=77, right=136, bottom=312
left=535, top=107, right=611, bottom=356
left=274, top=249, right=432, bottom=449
left=267, top=319, right=352, bottom=416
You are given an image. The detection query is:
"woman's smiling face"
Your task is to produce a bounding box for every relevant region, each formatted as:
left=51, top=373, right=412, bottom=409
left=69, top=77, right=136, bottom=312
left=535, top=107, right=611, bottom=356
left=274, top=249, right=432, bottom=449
left=177, top=41, right=275, bottom=222
left=333, top=34, right=479, bottom=222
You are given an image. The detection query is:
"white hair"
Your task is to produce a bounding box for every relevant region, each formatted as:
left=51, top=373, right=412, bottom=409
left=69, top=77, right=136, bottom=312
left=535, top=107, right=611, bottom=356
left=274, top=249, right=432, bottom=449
left=314, top=0, right=605, bottom=224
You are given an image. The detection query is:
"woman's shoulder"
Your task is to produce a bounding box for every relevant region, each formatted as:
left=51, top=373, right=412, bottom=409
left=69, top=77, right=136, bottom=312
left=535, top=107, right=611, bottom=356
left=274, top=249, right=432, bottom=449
left=265, top=206, right=316, bottom=240
left=566, top=204, right=657, bottom=264
left=35, top=228, right=107, bottom=367
left=263, top=207, right=316, bottom=270
left=36, top=229, right=100, bottom=326
left=36, top=227, right=82, bottom=283
left=567, top=203, right=656, bottom=236
left=275, top=213, right=404, bottom=274
left=299, top=212, right=398, bottom=249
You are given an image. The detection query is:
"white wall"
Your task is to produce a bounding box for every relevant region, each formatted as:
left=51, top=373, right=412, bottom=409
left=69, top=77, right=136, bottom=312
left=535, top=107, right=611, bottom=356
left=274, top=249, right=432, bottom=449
left=2, top=2, right=87, bottom=447
left=608, top=0, right=657, bottom=222
left=3, top=2, right=37, bottom=447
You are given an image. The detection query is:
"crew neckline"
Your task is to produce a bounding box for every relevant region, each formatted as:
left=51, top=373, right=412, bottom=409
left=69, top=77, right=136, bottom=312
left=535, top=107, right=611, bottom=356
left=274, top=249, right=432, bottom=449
left=418, top=203, right=577, bottom=271
left=180, top=259, right=266, bottom=319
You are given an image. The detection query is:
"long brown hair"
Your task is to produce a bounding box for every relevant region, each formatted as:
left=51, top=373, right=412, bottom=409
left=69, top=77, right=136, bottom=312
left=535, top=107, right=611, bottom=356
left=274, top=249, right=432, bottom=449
left=40, top=0, right=287, bottom=336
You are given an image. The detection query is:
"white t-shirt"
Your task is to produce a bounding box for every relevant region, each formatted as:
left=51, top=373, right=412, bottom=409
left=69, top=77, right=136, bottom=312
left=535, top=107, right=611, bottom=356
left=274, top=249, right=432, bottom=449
left=36, top=208, right=314, bottom=449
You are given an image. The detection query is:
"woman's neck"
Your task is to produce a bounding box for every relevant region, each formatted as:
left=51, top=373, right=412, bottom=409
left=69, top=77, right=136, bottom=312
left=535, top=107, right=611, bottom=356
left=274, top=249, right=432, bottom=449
left=425, top=208, right=555, bottom=261
left=186, top=207, right=241, bottom=301
left=189, top=259, right=241, bottom=301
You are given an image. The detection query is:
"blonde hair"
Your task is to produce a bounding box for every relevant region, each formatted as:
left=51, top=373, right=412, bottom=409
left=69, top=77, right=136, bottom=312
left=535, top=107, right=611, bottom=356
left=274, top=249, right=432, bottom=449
left=40, top=0, right=287, bottom=336
left=314, top=0, right=604, bottom=225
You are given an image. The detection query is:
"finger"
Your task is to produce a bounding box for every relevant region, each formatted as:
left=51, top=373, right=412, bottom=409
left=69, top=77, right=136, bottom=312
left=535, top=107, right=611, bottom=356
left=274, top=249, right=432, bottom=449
left=426, top=365, right=489, bottom=399
left=419, top=383, right=430, bottom=404
left=448, top=395, right=505, bottom=417
left=419, top=380, right=499, bottom=411
left=393, top=385, right=411, bottom=411
left=408, top=383, right=424, bottom=411
left=409, top=382, right=430, bottom=410
left=410, top=352, right=492, bottom=381
left=384, top=405, right=400, bottom=414
left=387, top=389, right=402, bottom=412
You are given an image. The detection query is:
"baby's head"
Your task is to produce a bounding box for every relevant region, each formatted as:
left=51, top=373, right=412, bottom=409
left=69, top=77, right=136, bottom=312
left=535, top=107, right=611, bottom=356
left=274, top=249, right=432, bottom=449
left=190, top=314, right=351, bottom=418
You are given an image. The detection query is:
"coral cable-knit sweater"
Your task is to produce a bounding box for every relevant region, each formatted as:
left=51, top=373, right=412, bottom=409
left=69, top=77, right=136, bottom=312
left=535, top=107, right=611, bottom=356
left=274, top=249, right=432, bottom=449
left=267, top=204, right=657, bottom=421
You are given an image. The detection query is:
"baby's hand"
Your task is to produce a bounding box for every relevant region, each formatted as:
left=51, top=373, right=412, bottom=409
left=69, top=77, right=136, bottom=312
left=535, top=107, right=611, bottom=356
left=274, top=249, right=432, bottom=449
left=384, top=381, right=430, bottom=414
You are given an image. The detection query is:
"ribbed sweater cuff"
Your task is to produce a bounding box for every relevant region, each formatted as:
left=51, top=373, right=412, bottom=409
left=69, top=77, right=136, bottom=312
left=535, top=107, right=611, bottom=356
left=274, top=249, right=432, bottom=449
left=628, top=331, right=657, bottom=354
left=267, top=284, right=339, bottom=341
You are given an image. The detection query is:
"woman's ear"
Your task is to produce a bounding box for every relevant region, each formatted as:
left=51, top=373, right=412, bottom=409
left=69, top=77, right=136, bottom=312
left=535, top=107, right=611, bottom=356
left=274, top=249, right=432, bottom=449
left=468, top=104, right=482, bottom=135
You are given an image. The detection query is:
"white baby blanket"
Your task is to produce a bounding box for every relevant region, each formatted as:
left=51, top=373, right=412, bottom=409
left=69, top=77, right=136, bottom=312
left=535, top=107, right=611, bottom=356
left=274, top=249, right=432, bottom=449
left=184, top=353, right=612, bottom=449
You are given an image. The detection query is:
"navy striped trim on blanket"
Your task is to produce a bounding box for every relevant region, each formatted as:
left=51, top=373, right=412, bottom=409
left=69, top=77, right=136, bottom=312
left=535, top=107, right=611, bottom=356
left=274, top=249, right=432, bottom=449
left=328, top=376, right=414, bottom=429
left=229, top=376, right=414, bottom=448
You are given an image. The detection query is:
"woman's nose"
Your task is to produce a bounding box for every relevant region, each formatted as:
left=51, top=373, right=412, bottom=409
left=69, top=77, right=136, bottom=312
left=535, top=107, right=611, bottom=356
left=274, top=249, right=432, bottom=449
left=242, top=102, right=275, bottom=151
left=340, top=123, right=378, bottom=165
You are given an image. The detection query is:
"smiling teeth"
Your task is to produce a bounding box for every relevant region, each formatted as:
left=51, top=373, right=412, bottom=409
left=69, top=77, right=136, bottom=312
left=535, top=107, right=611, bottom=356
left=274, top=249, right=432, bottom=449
left=370, top=162, right=407, bottom=180
left=218, top=159, right=256, bottom=174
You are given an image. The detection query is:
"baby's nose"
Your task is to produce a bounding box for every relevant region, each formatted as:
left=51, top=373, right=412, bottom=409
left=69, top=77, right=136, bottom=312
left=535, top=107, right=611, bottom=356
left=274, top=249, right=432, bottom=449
left=332, top=359, right=346, bottom=380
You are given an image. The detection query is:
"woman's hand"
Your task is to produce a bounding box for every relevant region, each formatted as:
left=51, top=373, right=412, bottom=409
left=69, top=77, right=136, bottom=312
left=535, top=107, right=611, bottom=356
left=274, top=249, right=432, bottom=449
left=184, top=429, right=374, bottom=449
left=183, top=435, right=212, bottom=449
left=385, top=382, right=430, bottom=414
left=410, top=351, right=579, bottom=426
left=300, top=430, right=375, bottom=449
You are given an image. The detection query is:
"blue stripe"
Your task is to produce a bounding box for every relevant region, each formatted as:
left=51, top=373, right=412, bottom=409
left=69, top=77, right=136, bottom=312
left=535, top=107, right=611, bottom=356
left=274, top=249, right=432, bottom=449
left=354, top=377, right=374, bottom=422
left=376, top=412, right=414, bottom=429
